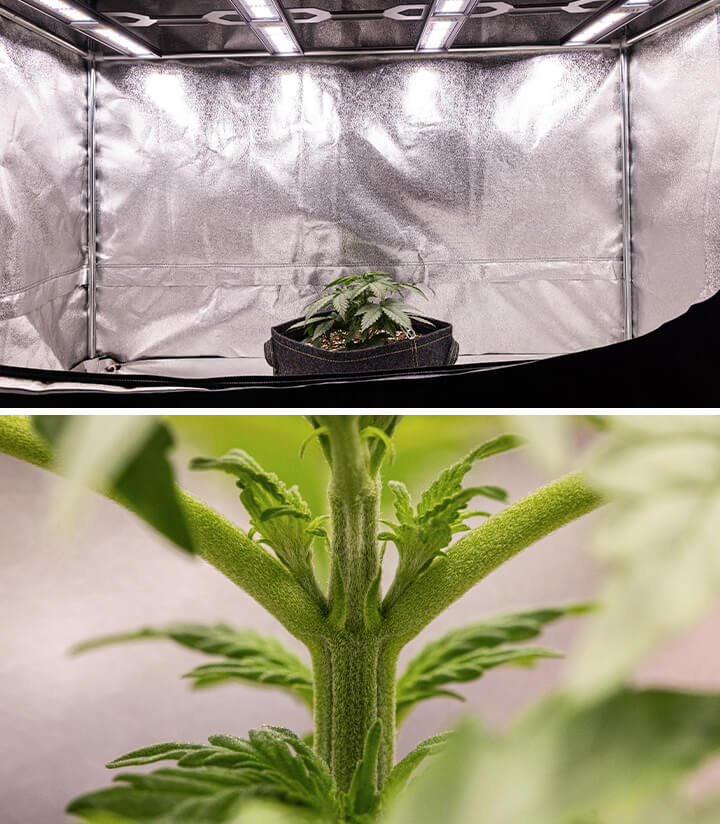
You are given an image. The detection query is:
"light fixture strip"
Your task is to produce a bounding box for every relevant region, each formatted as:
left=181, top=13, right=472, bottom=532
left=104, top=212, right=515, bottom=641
left=14, top=0, right=158, bottom=56
left=415, top=0, right=477, bottom=53
left=227, top=0, right=303, bottom=55
left=78, top=24, right=157, bottom=57
left=15, top=0, right=94, bottom=24
left=227, top=0, right=282, bottom=22
left=253, top=22, right=302, bottom=55
left=565, top=0, right=655, bottom=43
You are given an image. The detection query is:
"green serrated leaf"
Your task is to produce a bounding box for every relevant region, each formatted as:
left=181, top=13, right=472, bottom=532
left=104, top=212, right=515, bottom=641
left=359, top=305, right=382, bottom=332
left=310, top=319, right=336, bottom=342
left=68, top=727, right=338, bottom=823
left=396, top=605, right=591, bottom=722
left=417, top=435, right=525, bottom=518
left=382, top=436, right=525, bottom=611
left=388, top=481, right=414, bottom=525
left=332, top=291, right=351, bottom=317
left=380, top=304, right=412, bottom=331
left=72, top=624, right=314, bottom=708
left=190, top=451, right=321, bottom=602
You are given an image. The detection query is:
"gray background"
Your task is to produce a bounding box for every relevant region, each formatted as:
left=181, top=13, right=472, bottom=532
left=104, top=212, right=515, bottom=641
left=2, top=437, right=720, bottom=823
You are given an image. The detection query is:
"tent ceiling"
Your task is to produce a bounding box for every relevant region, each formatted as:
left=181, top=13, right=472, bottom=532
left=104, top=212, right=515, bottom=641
left=0, top=0, right=715, bottom=56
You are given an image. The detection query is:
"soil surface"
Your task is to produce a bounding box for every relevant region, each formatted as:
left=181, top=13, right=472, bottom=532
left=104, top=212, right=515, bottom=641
left=312, top=330, right=422, bottom=351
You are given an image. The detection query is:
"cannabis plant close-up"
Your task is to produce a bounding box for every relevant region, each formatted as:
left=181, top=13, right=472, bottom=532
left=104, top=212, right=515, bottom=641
left=2, top=414, right=720, bottom=824
left=291, top=272, right=433, bottom=348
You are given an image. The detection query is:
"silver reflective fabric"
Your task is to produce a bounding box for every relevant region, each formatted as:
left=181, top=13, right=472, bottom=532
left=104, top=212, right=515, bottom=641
left=95, top=53, right=623, bottom=361
left=630, top=10, right=720, bottom=335
left=0, top=18, right=87, bottom=368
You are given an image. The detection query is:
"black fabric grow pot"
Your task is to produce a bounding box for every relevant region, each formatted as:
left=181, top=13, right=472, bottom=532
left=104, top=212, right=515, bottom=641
left=264, top=317, right=459, bottom=376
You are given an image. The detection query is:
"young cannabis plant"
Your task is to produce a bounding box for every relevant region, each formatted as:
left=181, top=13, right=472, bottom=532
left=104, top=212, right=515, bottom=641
left=0, top=416, right=605, bottom=824
left=290, top=272, right=433, bottom=348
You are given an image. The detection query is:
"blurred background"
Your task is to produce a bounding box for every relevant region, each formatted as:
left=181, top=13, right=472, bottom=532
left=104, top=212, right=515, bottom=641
left=1, top=415, right=719, bottom=824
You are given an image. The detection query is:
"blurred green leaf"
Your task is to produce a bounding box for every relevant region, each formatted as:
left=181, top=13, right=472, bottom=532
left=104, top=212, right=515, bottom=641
left=381, top=722, right=479, bottom=824
left=72, top=624, right=313, bottom=709
left=396, top=604, right=591, bottom=722
left=385, top=689, right=720, bottom=824
left=33, top=416, right=194, bottom=553
left=569, top=416, right=720, bottom=697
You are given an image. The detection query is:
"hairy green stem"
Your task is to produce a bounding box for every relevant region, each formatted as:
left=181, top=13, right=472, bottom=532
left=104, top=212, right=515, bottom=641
left=323, top=416, right=381, bottom=630
left=312, top=416, right=397, bottom=792
left=384, top=472, right=604, bottom=644
left=0, top=415, right=325, bottom=642
left=311, top=634, right=397, bottom=792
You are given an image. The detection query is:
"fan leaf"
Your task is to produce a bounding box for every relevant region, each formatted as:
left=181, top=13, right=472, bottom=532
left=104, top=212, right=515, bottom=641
left=189, top=451, right=321, bottom=602
left=72, top=624, right=314, bottom=708
left=68, top=727, right=337, bottom=823
left=396, top=604, right=592, bottom=721
left=382, top=436, right=525, bottom=610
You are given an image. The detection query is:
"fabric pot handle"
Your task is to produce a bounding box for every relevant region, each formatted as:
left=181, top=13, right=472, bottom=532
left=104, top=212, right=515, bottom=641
left=264, top=339, right=276, bottom=371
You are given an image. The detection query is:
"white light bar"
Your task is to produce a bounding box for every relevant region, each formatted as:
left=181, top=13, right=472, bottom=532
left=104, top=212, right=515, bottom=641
left=84, top=25, right=156, bottom=56
left=417, top=18, right=456, bottom=50
left=18, top=0, right=158, bottom=56
left=256, top=23, right=301, bottom=55
left=435, top=0, right=472, bottom=14
left=228, top=0, right=281, bottom=22
left=567, top=1, right=650, bottom=43
left=21, top=0, right=94, bottom=23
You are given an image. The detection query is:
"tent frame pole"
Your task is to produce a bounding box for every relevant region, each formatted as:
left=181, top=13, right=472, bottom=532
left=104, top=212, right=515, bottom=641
left=620, top=47, right=633, bottom=340
left=86, top=55, right=98, bottom=360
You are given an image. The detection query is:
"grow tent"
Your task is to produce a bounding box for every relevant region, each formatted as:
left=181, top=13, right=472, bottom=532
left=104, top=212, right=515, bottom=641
left=0, top=0, right=718, bottom=397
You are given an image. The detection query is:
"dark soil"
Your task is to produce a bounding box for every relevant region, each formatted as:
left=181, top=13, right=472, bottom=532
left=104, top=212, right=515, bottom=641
left=312, top=330, right=423, bottom=352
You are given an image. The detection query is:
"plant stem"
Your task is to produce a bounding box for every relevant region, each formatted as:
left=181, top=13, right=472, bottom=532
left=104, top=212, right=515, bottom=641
left=311, top=634, right=398, bottom=792
left=323, top=416, right=381, bottom=631
left=313, top=416, right=398, bottom=792
left=384, top=472, right=604, bottom=644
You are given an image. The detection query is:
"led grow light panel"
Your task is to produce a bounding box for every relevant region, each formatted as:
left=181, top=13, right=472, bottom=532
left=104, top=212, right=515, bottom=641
left=83, top=23, right=155, bottom=54
left=254, top=22, right=300, bottom=53
left=26, top=0, right=93, bottom=22
left=0, top=0, right=712, bottom=58
left=228, top=0, right=281, bottom=21
left=418, top=17, right=456, bottom=49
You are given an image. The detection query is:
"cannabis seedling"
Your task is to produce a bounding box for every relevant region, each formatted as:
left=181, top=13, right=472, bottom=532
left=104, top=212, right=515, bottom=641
left=0, top=416, right=604, bottom=823
left=291, top=272, right=433, bottom=348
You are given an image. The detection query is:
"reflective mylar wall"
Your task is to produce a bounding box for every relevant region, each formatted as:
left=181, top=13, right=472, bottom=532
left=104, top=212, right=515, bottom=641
left=0, top=18, right=87, bottom=369
left=95, top=53, right=624, bottom=361
left=630, top=10, right=720, bottom=335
